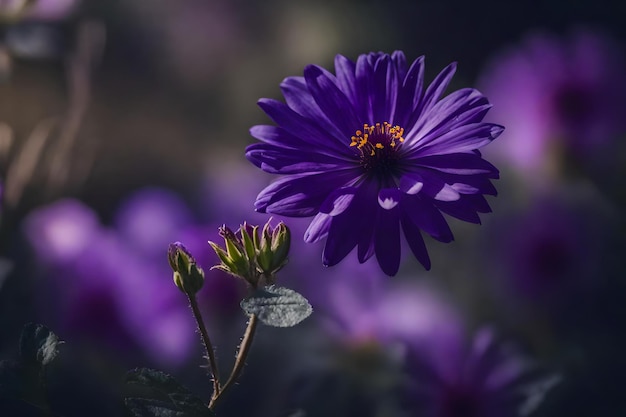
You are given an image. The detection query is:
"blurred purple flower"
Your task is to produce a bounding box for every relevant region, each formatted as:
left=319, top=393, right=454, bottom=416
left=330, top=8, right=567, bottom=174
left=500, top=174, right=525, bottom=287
left=115, top=187, right=194, bottom=259
left=247, top=51, right=502, bottom=275
left=479, top=29, right=626, bottom=182
left=483, top=187, right=615, bottom=311
left=314, top=266, right=464, bottom=357
left=24, top=197, right=197, bottom=366
left=405, top=327, right=559, bottom=417
left=23, top=198, right=100, bottom=264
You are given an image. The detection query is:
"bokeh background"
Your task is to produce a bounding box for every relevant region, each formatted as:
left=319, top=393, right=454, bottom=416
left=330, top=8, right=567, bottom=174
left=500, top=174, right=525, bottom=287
left=1, top=0, right=626, bottom=416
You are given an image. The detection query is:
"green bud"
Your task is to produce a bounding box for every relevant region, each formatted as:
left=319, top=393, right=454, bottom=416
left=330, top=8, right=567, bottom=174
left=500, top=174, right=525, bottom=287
left=209, top=225, right=257, bottom=285
left=256, top=220, right=291, bottom=279
left=240, top=222, right=257, bottom=263
left=208, top=221, right=293, bottom=287
left=270, top=222, right=290, bottom=270
left=168, top=242, right=204, bottom=295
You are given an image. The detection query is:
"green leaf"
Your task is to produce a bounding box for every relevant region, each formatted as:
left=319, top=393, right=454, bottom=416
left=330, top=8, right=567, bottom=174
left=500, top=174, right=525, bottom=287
left=240, top=285, right=312, bottom=327
left=18, top=323, right=62, bottom=367
left=125, top=368, right=213, bottom=417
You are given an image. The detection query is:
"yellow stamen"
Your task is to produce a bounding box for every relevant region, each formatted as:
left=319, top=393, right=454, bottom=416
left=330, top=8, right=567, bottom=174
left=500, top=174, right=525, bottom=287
left=349, top=121, right=406, bottom=157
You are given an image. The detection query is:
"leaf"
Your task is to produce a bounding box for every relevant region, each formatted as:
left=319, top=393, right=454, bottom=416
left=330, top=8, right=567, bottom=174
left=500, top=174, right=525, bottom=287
left=19, top=323, right=62, bottom=367
left=240, top=285, right=312, bottom=327
left=125, top=368, right=213, bottom=417
left=125, top=398, right=201, bottom=417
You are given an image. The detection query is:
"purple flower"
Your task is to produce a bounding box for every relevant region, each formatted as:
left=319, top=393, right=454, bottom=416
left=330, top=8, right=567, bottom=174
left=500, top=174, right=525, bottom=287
left=115, top=187, right=193, bottom=259
left=23, top=197, right=197, bottom=367
left=320, top=275, right=464, bottom=354
left=482, top=186, right=615, bottom=312
left=405, top=328, right=559, bottom=417
left=246, top=51, right=502, bottom=275
left=478, top=29, right=626, bottom=183
left=23, top=198, right=101, bottom=264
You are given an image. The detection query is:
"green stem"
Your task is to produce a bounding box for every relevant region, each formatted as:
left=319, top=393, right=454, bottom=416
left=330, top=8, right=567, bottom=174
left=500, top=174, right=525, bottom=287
left=209, top=314, right=259, bottom=410
left=188, top=294, right=221, bottom=399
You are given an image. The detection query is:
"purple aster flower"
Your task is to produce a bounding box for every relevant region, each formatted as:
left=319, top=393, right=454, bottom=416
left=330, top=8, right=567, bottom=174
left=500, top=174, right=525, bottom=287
left=246, top=51, right=503, bottom=275
left=478, top=29, right=626, bottom=184
left=405, top=327, right=560, bottom=417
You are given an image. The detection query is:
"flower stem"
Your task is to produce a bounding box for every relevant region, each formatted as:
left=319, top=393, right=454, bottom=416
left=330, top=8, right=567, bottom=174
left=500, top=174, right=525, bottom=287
left=188, top=294, right=221, bottom=398
left=209, top=314, right=259, bottom=410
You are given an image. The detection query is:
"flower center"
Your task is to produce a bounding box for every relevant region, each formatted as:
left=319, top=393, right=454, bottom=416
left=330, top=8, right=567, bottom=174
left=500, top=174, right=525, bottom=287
left=350, top=122, right=405, bottom=177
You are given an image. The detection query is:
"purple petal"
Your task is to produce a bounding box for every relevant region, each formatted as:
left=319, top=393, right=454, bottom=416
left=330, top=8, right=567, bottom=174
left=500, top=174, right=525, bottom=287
left=320, top=187, right=357, bottom=216
left=371, top=55, right=395, bottom=122
left=418, top=62, right=458, bottom=116
left=378, top=187, right=402, bottom=210
left=412, top=123, right=504, bottom=157
left=464, top=193, right=493, bottom=213
left=356, top=181, right=380, bottom=263
left=391, top=50, right=408, bottom=82
left=304, top=65, right=361, bottom=138
left=402, top=195, right=454, bottom=242
left=450, top=182, right=481, bottom=194
left=304, top=212, right=331, bottom=243
left=280, top=76, right=346, bottom=141
left=322, top=215, right=360, bottom=267
left=399, top=175, right=424, bottom=195
left=257, top=99, right=350, bottom=155
left=400, top=172, right=460, bottom=202
left=405, top=88, right=488, bottom=143
left=355, top=54, right=375, bottom=121
left=400, top=214, right=431, bottom=270
left=334, top=54, right=358, bottom=107
left=422, top=171, right=498, bottom=196
left=394, top=55, right=425, bottom=126
left=375, top=200, right=401, bottom=276
left=322, top=183, right=375, bottom=266
left=255, top=169, right=359, bottom=216
left=414, top=153, right=500, bottom=178
left=246, top=143, right=351, bottom=174
left=434, top=198, right=482, bottom=224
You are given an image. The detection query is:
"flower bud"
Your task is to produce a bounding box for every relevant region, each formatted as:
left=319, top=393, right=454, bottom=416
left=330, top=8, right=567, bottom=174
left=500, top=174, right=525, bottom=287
left=208, top=220, right=292, bottom=287
left=257, top=221, right=290, bottom=278
left=271, top=222, right=290, bottom=269
left=209, top=225, right=257, bottom=285
left=168, top=242, right=205, bottom=295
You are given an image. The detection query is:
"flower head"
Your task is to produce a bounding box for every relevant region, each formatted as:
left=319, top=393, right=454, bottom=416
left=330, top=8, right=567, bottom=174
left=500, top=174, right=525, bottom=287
left=478, top=29, right=626, bottom=183
left=405, top=328, right=560, bottom=417
left=246, top=51, right=502, bottom=275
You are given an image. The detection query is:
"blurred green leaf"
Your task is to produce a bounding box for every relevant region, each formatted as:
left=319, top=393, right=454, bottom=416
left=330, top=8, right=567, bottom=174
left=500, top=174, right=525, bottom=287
left=125, top=398, right=209, bottom=417
left=0, top=324, right=62, bottom=415
left=19, top=323, right=62, bottom=367
left=240, top=285, right=312, bottom=327
left=125, top=368, right=213, bottom=417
